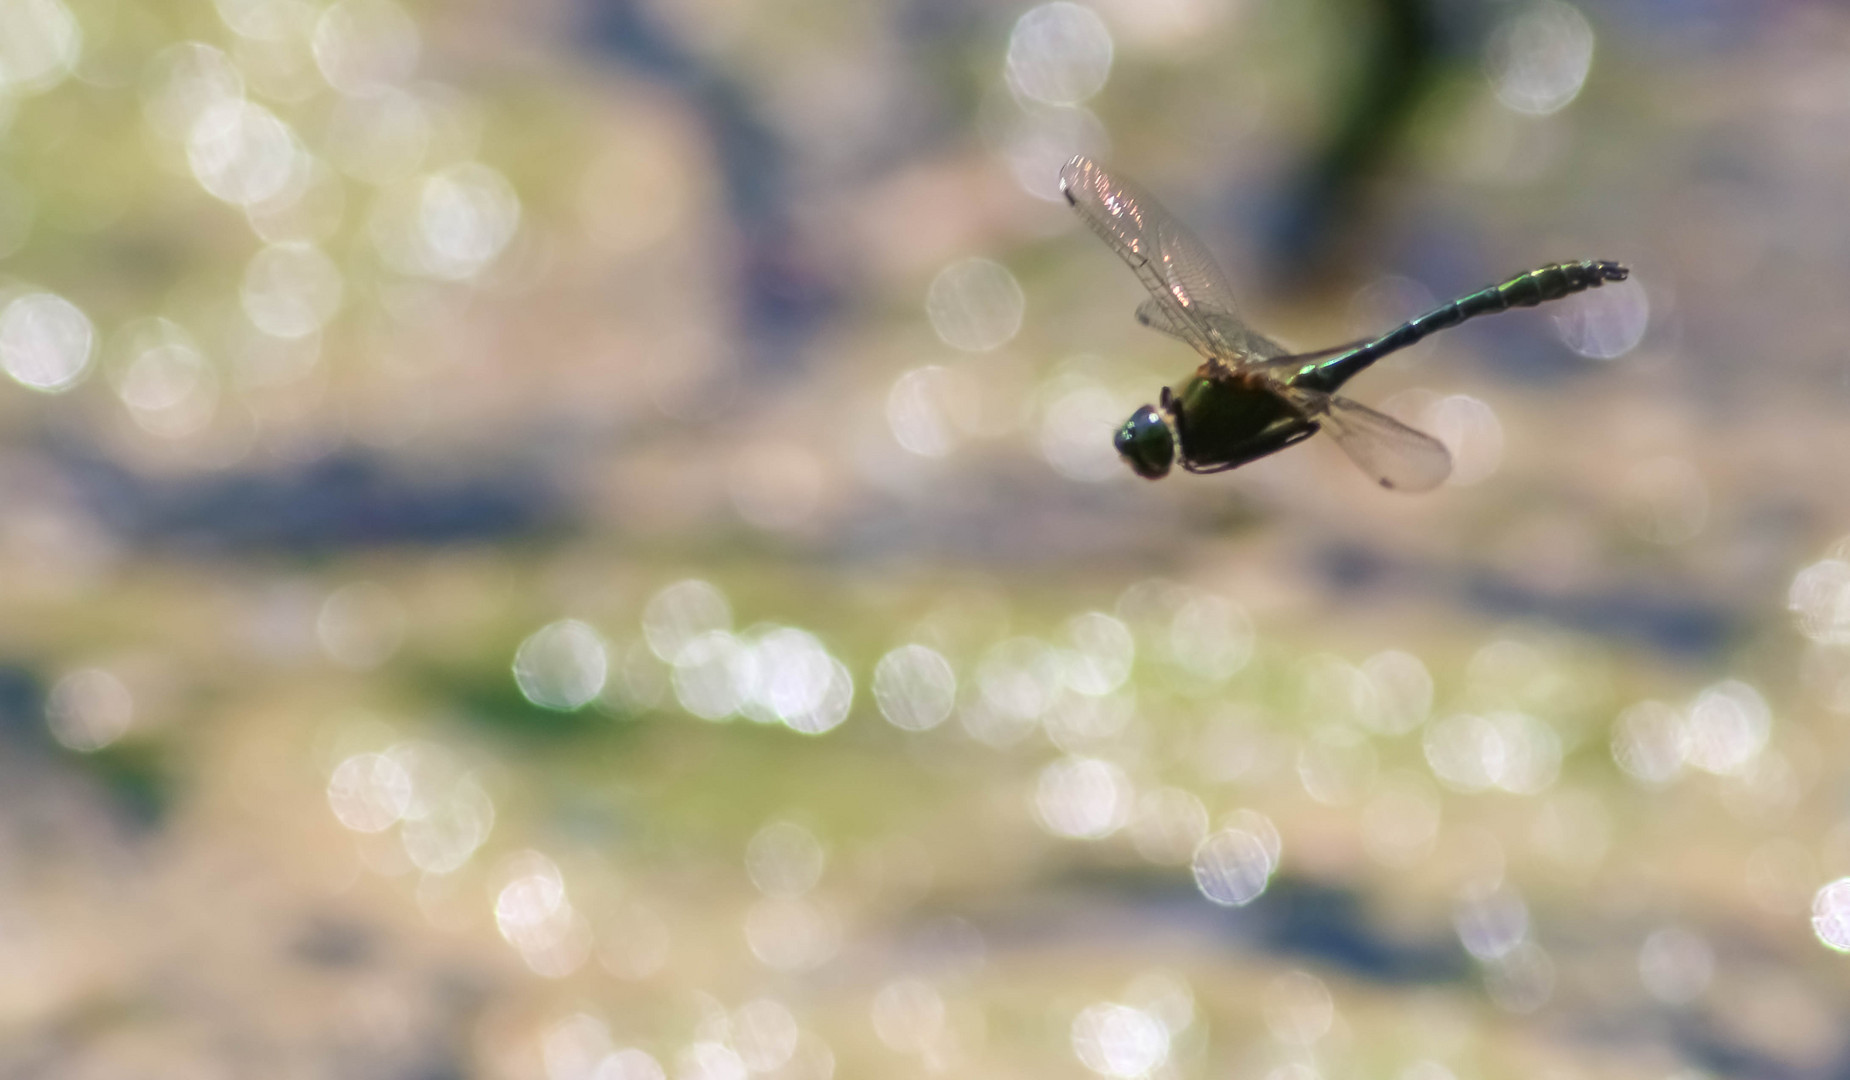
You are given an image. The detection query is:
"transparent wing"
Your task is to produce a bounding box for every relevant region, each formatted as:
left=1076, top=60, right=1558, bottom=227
left=1136, top=300, right=1292, bottom=362
left=1061, top=156, right=1270, bottom=370
left=1135, top=298, right=1189, bottom=340
left=1205, top=312, right=1290, bottom=361
left=1278, top=385, right=1452, bottom=492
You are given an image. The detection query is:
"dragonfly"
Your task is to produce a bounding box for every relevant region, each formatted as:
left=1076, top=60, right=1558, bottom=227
left=1059, top=156, right=1629, bottom=491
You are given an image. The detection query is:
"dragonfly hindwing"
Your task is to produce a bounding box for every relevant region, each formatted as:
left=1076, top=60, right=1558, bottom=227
left=1135, top=299, right=1189, bottom=341
left=1203, top=312, right=1290, bottom=363
left=1137, top=303, right=1290, bottom=367
left=1279, top=385, right=1452, bottom=492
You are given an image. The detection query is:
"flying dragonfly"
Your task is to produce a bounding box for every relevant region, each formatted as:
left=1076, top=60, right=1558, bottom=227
left=1059, top=156, right=1628, bottom=491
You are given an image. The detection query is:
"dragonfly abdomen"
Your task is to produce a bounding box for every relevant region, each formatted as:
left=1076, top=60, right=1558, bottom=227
left=1475, top=259, right=1627, bottom=310
left=1412, top=260, right=1625, bottom=338
left=1293, top=259, right=1628, bottom=393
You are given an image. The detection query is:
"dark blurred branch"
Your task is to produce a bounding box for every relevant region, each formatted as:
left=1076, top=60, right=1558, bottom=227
left=1266, top=0, right=1444, bottom=289
left=581, top=0, right=835, bottom=381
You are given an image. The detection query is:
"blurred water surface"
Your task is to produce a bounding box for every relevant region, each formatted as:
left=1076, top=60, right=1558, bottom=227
left=2, top=0, right=1850, bottom=1077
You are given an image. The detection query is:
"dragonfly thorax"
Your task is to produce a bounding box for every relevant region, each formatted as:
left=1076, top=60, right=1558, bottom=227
left=1114, top=404, right=1175, bottom=479
left=1167, top=374, right=1320, bottom=476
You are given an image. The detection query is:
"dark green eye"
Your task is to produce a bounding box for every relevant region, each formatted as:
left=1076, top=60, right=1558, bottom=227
left=1114, top=405, right=1175, bottom=479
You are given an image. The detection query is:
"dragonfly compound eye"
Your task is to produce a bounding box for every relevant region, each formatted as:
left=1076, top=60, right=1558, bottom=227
left=1114, top=405, right=1175, bottom=479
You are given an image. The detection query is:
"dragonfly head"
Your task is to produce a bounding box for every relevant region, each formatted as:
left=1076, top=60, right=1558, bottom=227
left=1114, top=404, right=1175, bottom=480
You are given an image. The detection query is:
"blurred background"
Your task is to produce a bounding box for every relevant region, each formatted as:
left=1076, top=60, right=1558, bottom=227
left=2, top=0, right=1849, bottom=1076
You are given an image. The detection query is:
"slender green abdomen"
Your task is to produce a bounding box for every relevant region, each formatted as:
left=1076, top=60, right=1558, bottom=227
left=1294, top=259, right=1628, bottom=394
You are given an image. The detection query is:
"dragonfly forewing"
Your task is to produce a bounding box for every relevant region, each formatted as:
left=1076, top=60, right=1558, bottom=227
left=1061, top=156, right=1273, bottom=372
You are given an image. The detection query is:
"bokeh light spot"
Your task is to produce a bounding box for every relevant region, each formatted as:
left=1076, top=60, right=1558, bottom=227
left=925, top=258, right=1024, bottom=353
left=1263, top=971, right=1334, bottom=1045
left=594, top=1048, right=665, bottom=1080
left=399, top=770, right=493, bottom=873
left=1006, top=2, right=1114, bottom=107
left=886, top=364, right=975, bottom=458
left=1361, top=649, right=1433, bottom=735
left=214, top=0, right=317, bottom=43
left=1811, top=879, right=1850, bottom=952
left=1610, top=700, right=1685, bottom=786
left=312, top=0, right=420, bottom=93
left=745, top=895, right=839, bottom=971
left=371, top=162, right=521, bottom=281
left=142, top=42, right=244, bottom=142
left=1554, top=274, right=1648, bottom=359
left=1422, top=395, right=1503, bottom=487
left=1791, top=559, right=1850, bottom=645
left=542, top=1014, right=612, bottom=1080
left=1040, top=379, right=1125, bottom=482
left=981, top=636, right=1064, bottom=724
left=0, top=291, right=92, bottom=392
left=1035, top=755, right=1132, bottom=839
left=675, top=1042, right=746, bottom=1080
left=513, top=619, right=609, bottom=711
left=1191, top=827, right=1274, bottom=906
left=995, top=100, right=1106, bottom=202
left=1682, top=679, right=1770, bottom=776
left=0, top=0, right=82, bottom=95
left=495, top=851, right=592, bottom=977
left=326, top=85, right=431, bottom=184
left=1487, top=0, right=1594, bottom=116
left=1129, top=786, right=1209, bottom=864
left=1455, top=885, right=1528, bottom=961
left=112, top=319, right=219, bottom=438
left=873, top=644, right=957, bottom=732
left=642, top=579, right=732, bottom=662
left=1167, top=594, right=1253, bottom=681
left=1297, top=724, right=1378, bottom=805
left=738, top=627, right=852, bottom=734
left=870, top=978, right=945, bottom=1055
left=412, top=162, right=520, bottom=279
left=45, top=668, right=133, bottom=752
left=1045, top=687, right=1134, bottom=751
left=1070, top=1002, right=1168, bottom=1078
left=1064, top=611, right=1135, bottom=696
left=328, top=751, right=413, bottom=833
left=732, top=998, right=800, bottom=1074
left=672, top=630, right=748, bottom=721
left=188, top=100, right=302, bottom=207
left=241, top=241, right=345, bottom=339
left=746, top=821, right=826, bottom=897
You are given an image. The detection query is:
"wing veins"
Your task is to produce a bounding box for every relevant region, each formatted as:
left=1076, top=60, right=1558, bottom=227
left=1061, top=156, right=1266, bottom=372
left=1277, top=385, right=1453, bottom=492
left=1065, top=201, right=1219, bottom=358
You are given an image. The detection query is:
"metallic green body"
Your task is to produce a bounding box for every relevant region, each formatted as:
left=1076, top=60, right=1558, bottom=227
left=1168, top=374, right=1318, bottom=474
left=1154, top=259, right=1626, bottom=475
left=1280, top=259, right=1625, bottom=395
